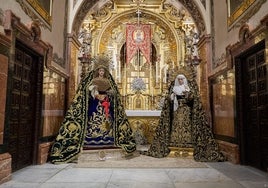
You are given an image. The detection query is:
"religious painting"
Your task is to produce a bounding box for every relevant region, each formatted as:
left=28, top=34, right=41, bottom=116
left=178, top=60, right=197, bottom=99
left=17, top=0, right=53, bottom=30
left=211, top=70, right=236, bottom=141
left=227, top=0, right=244, bottom=16
left=133, top=29, right=145, bottom=43
left=126, top=24, right=151, bottom=64
left=227, top=0, right=263, bottom=28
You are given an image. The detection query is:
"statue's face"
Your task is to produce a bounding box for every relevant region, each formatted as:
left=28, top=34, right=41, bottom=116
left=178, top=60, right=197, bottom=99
left=98, top=68, right=105, bottom=77
left=177, top=77, right=184, bottom=85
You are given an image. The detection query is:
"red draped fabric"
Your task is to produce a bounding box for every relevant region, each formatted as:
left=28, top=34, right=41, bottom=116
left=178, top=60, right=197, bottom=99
left=126, top=24, right=151, bottom=64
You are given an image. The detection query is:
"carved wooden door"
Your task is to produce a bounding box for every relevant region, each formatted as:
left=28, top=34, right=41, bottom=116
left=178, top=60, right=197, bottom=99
left=244, top=48, right=268, bottom=171
left=7, top=43, right=40, bottom=171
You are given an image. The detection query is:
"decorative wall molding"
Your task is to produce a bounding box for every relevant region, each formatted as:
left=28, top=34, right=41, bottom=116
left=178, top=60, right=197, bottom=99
left=3, top=10, right=69, bottom=77
left=72, top=0, right=99, bottom=35
left=238, top=24, right=251, bottom=43
left=178, top=0, right=206, bottom=34
left=45, top=43, right=69, bottom=78
left=52, top=53, right=65, bottom=68
left=162, top=3, right=187, bottom=29
left=201, top=0, right=206, bottom=9
left=28, top=21, right=41, bottom=42
left=229, top=14, right=268, bottom=58
left=0, top=33, right=11, bottom=56
left=214, top=53, right=226, bottom=68
left=4, top=10, right=49, bottom=55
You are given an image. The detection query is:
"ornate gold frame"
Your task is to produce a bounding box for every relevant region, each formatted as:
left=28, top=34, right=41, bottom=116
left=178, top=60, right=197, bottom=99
left=227, top=0, right=265, bottom=29
left=227, top=0, right=255, bottom=27
left=16, top=0, right=52, bottom=30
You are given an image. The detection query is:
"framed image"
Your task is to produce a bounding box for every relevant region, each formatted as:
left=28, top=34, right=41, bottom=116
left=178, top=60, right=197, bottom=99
left=17, top=0, right=53, bottom=30
left=227, top=0, right=256, bottom=28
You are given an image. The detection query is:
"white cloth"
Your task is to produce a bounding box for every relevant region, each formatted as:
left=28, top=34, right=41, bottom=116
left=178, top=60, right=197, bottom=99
left=171, top=74, right=190, bottom=111
left=173, top=85, right=190, bottom=95
left=89, top=85, right=99, bottom=98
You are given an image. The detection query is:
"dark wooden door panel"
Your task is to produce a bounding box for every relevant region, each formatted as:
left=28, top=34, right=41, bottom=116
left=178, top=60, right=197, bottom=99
left=243, top=47, right=268, bottom=171
left=7, top=46, right=37, bottom=171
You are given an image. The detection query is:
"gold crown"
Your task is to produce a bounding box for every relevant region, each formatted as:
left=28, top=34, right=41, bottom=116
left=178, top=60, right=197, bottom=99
left=168, top=64, right=195, bottom=82
left=92, top=54, right=111, bottom=71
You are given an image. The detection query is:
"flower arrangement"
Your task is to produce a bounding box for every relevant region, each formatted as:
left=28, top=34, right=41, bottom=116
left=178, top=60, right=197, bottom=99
left=131, top=77, right=146, bottom=92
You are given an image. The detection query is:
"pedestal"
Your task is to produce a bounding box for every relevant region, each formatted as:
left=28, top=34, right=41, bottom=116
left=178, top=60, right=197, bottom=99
left=168, top=147, right=194, bottom=158
left=126, top=110, right=160, bottom=144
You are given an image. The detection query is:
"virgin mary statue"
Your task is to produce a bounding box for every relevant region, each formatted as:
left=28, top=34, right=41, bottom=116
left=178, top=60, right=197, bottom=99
left=143, top=66, right=226, bottom=162
left=50, top=55, right=136, bottom=164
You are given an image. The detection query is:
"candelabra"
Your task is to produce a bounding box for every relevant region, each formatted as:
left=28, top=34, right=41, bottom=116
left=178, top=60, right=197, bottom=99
left=78, top=55, right=91, bottom=79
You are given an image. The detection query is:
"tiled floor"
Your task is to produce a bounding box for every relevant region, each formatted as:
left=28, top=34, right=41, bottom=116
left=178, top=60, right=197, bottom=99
left=1, top=161, right=268, bottom=188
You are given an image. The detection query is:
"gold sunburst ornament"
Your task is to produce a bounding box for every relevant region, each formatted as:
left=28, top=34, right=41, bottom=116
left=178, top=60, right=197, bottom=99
left=91, top=54, right=113, bottom=71
left=168, top=65, right=196, bottom=82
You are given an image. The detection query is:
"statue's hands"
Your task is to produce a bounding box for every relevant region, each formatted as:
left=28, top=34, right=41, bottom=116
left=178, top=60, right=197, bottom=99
left=170, top=93, right=175, bottom=100
left=106, top=89, right=114, bottom=96
left=182, top=91, right=189, bottom=98
left=89, top=85, right=99, bottom=98
left=89, top=84, right=98, bottom=91
left=184, top=85, right=190, bottom=92
left=187, top=92, right=193, bottom=100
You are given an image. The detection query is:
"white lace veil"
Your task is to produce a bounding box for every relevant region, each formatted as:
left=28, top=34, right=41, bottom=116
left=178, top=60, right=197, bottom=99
left=172, top=74, right=190, bottom=111
left=174, top=74, right=188, bottom=87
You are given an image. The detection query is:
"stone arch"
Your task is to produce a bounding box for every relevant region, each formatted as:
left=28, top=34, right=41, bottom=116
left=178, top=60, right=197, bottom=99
left=95, top=9, right=178, bottom=56
left=71, top=0, right=207, bottom=36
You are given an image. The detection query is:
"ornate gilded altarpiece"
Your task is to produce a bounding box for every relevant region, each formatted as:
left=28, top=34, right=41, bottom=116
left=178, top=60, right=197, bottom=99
left=76, top=0, right=203, bottom=145
left=78, top=0, right=200, bottom=111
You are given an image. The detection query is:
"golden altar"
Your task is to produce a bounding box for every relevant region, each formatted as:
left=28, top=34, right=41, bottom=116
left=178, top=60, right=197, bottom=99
left=126, top=110, right=161, bottom=144
left=126, top=110, right=194, bottom=158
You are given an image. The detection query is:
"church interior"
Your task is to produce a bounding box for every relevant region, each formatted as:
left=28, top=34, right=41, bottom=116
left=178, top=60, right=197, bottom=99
left=0, top=0, right=268, bottom=186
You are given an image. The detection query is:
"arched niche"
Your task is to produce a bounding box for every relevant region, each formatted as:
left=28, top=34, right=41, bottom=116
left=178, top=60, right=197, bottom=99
left=71, top=0, right=206, bottom=36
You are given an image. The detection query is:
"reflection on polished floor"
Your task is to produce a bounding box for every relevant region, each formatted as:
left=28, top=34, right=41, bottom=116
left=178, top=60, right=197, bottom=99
left=0, top=160, right=268, bottom=188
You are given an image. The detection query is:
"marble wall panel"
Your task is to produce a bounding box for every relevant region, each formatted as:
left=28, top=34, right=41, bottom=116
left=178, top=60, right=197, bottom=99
left=212, top=70, right=235, bottom=137
left=42, top=70, right=66, bottom=137
left=0, top=54, right=8, bottom=144
left=0, top=153, right=12, bottom=184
